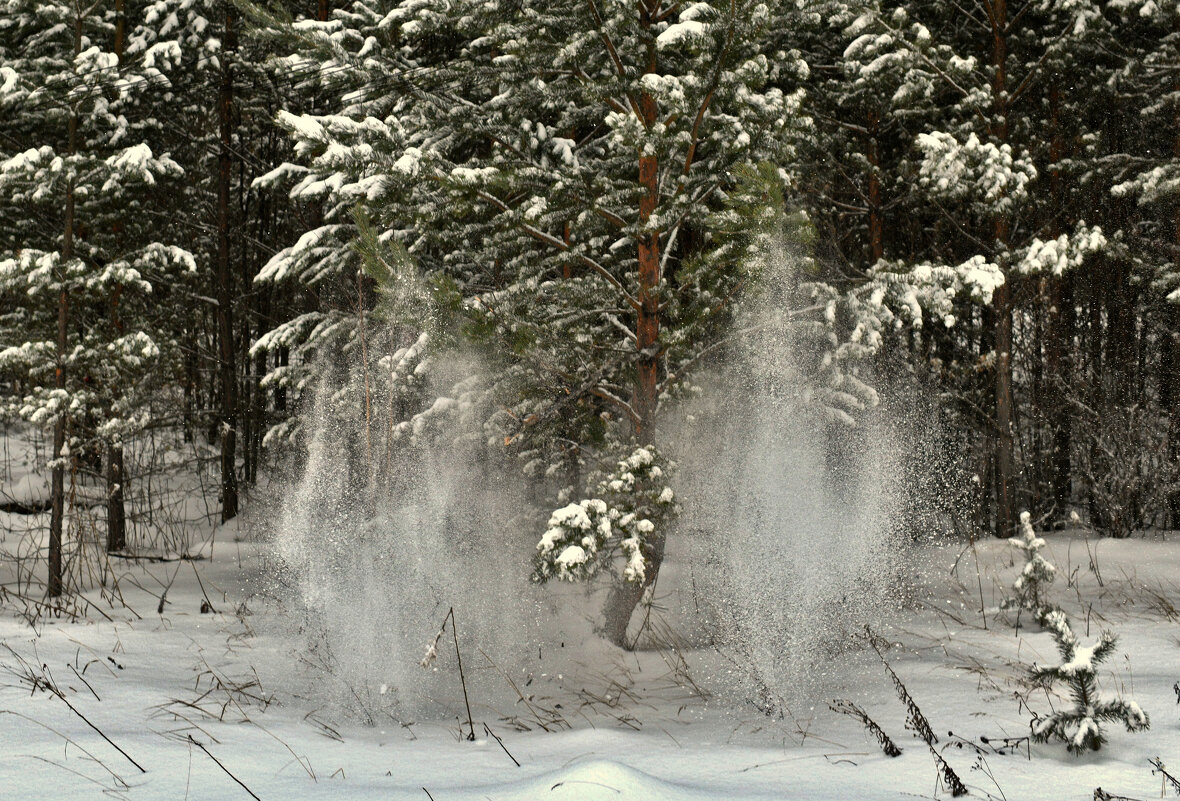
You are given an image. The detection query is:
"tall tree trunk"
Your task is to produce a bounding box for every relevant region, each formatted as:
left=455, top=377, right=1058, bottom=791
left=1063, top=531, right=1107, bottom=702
left=1104, top=256, right=1137, bottom=405
left=107, top=446, right=126, bottom=552
left=990, top=0, right=1016, bottom=537
left=1048, top=275, right=1074, bottom=517
left=866, top=109, right=884, bottom=263
left=600, top=533, right=665, bottom=649
left=114, top=0, right=126, bottom=64
left=183, top=339, right=195, bottom=443
left=216, top=5, right=239, bottom=522
left=50, top=241, right=70, bottom=596
left=107, top=283, right=127, bottom=553
left=275, top=347, right=288, bottom=413
left=1166, top=109, right=1180, bottom=526
left=106, top=0, right=128, bottom=554
left=49, top=13, right=85, bottom=597
left=993, top=281, right=1016, bottom=537
left=1045, top=85, right=1073, bottom=522
left=633, top=117, right=660, bottom=432
left=603, top=2, right=663, bottom=648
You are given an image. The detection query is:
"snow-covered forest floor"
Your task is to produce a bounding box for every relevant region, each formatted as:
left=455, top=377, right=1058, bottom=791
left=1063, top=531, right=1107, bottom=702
left=1, top=441, right=1178, bottom=800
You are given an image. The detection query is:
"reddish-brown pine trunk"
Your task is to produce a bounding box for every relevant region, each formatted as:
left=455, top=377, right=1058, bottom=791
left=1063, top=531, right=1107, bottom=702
left=634, top=111, right=660, bottom=436
left=114, top=0, right=125, bottom=64
left=602, top=3, right=664, bottom=649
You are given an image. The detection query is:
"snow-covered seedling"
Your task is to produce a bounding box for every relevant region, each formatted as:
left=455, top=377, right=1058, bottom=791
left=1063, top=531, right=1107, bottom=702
left=1030, top=611, right=1149, bottom=755
left=1001, top=511, right=1058, bottom=626
left=533, top=446, right=677, bottom=584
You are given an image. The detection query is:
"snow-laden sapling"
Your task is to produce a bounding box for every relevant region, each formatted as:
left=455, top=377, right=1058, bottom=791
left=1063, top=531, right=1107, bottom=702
left=1001, top=511, right=1059, bottom=626
left=533, top=446, right=678, bottom=646
left=534, top=446, right=677, bottom=584
left=1030, top=610, right=1149, bottom=754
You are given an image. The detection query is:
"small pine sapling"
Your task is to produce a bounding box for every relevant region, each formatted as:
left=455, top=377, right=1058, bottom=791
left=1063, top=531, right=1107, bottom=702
left=533, top=446, right=677, bottom=584
left=1001, top=511, right=1059, bottom=626
left=1030, top=611, right=1149, bottom=754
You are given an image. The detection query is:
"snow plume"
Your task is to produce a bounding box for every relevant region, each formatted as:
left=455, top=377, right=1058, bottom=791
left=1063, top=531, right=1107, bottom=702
left=263, top=332, right=544, bottom=724
left=671, top=241, right=910, bottom=707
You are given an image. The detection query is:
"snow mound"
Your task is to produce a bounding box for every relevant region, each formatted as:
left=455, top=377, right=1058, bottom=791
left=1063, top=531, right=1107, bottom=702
left=494, top=758, right=700, bottom=801
left=1, top=472, right=49, bottom=507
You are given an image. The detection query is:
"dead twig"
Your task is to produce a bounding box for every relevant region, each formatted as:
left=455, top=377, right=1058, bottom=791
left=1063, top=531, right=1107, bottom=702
left=1150, top=758, right=1180, bottom=795
left=483, top=722, right=521, bottom=767
left=56, top=692, right=147, bottom=773
left=828, top=699, right=901, bottom=757
left=190, top=561, right=217, bottom=614
left=421, top=607, right=475, bottom=741
left=188, top=735, right=261, bottom=800
left=865, top=627, right=968, bottom=798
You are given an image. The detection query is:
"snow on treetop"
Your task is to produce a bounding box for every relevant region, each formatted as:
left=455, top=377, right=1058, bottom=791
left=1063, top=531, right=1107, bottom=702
left=547, top=502, right=595, bottom=533
left=393, top=147, right=423, bottom=177
left=103, top=143, right=183, bottom=189
left=622, top=447, right=654, bottom=471
left=0, top=67, right=19, bottom=97
left=1070, top=718, right=1100, bottom=749
left=143, top=41, right=182, bottom=70
left=554, top=545, right=588, bottom=571
left=1125, top=701, right=1148, bottom=728
left=656, top=20, right=707, bottom=48
left=1055, top=632, right=1116, bottom=677
left=277, top=111, right=327, bottom=143
left=1041, top=609, right=1076, bottom=647
left=620, top=536, right=645, bottom=582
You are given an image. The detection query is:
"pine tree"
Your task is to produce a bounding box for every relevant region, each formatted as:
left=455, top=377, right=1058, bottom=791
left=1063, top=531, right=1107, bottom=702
left=1031, top=610, right=1149, bottom=754
left=836, top=0, right=1113, bottom=535
left=125, top=0, right=322, bottom=503
left=1107, top=0, right=1180, bottom=527
left=250, top=0, right=819, bottom=643
left=533, top=445, right=678, bottom=641
left=0, top=0, right=194, bottom=583
left=1000, top=510, right=1057, bottom=625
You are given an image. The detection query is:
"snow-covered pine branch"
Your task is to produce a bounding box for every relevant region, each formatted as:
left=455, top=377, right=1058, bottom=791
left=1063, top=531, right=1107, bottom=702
left=1029, top=610, right=1149, bottom=755
left=1000, top=511, right=1059, bottom=627
left=533, top=446, right=677, bottom=585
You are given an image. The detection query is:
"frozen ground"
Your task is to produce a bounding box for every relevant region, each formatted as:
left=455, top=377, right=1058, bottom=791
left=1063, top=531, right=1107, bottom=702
left=0, top=508, right=1177, bottom=800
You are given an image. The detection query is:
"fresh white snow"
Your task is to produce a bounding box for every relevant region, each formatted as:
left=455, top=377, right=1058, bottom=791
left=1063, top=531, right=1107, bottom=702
left=1, top=491, right=1177, bottom=800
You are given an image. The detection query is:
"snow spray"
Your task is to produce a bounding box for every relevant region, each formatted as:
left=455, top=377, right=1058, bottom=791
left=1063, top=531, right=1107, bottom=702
left=266, top=336, right=543, bottom=722
left=671, top=243, right=911, bottom=707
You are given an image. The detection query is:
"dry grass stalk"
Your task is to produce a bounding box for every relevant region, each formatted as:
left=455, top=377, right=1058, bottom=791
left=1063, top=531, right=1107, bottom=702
left=828, top=699, right=901, bottom=757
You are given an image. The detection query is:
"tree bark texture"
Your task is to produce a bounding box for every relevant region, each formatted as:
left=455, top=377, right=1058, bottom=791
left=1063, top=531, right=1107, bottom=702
left=602, top=3, right=666, bottom=648
left=49, top=12, right=86, bottom=596
left=217, top=6, right=239, bottom=521
left=990, top=0, right=1016, bottom=537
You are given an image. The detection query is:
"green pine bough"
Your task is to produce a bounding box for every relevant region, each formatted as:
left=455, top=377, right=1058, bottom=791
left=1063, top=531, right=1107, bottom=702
left=1001, top=511, right=1060, bottom=627
left=1030, top=610, right=1149, bottom=755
